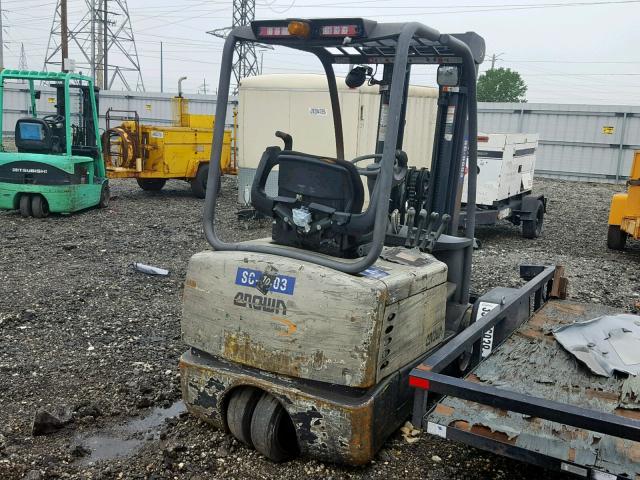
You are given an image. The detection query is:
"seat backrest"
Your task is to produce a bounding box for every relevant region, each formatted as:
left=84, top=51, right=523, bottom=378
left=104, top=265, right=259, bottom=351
left=15, top=118, right=53, bottom=154
left=277, top=153, right=364, bottom=214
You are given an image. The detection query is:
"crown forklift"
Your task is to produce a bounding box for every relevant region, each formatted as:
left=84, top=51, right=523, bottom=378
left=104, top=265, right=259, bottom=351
left=0, top=70, right=108, bottom=217
left=179, top=17, right=490, bottom=464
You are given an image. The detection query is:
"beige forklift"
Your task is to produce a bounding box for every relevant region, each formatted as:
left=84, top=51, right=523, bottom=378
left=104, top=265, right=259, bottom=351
left=179, top=17, right=486, bottom=464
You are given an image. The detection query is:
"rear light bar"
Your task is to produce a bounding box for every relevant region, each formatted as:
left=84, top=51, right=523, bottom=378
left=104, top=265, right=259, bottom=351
left=409, top=375, right=430, bottom=390
left=477, top=135, right=489, bottom=142
left=319, top=24, right=359, bottom=37
left=257, top=26, right=291, bottom=38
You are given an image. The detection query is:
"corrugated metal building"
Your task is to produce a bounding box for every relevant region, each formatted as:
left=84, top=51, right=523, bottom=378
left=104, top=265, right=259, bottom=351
left=0, top=83, right=235, bottom=133
left=478, top=103, right=640, bottom=183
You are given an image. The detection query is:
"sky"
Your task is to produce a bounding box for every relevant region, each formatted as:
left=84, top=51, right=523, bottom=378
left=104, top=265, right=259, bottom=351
left=1, top=0, right=640, bottom=105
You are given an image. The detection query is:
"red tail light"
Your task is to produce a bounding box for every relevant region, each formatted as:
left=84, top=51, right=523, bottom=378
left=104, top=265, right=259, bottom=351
left=320, top=24, right=359, bottom=37
left=477, top=135, right=489, bottom=142
left=409, top=376, right=430, bottom=390
left=258, top=26, right=291, bottom=38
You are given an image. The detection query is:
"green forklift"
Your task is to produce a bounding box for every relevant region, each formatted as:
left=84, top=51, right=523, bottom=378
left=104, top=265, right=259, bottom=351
left=0, top=70, right=109, bottom=217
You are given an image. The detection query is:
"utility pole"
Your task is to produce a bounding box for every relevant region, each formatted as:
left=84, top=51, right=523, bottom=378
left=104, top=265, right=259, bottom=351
left=0, top=0, right=4, bottom=70
left=60, top=0, right=69, bottom=71
left=489, top=53, right=504, bottom=70
left=160, top=41, right=163, bottom=92
left=103, top=0, right=108, bottom=89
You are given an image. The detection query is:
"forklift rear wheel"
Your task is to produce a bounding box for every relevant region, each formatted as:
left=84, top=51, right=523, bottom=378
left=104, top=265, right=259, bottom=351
left=226, top=387, right=263, bottom=446
left=19, top=194, right=32, bottom=217
left=136, top=178, right=166, bottom=191
left=31, top=195, right=49, bottom=218
left=607, top=225, right=627, bottom=250
left=191, top=164, right=221, bottom=199
left=250, top=393, right=299, bottom=462
left=99, top=183, right=110, bottom=208
left=522, top=200, right=544, bottom=239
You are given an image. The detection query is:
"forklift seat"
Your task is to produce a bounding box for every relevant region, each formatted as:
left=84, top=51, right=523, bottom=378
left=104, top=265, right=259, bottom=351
left=252, top=147, right=364, bottom=217
left=251, top=146, right=366, bottom=256
left=15, top=118, right=53, bottom=154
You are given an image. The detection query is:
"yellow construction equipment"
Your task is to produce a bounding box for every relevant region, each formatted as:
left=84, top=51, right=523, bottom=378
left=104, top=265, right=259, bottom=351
left=102, top=81, right=234, bottom=198
left=607, top=150, right=640, bottom=250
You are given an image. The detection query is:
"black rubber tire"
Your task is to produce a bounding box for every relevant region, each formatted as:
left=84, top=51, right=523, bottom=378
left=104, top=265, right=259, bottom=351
left=522, top=200, right=544, bottom=239
left=607, top=224, right=627, bottom=250
left=250, top=393, right=299, bottom=462
left=99, top=182, right=110, bottom=208
left=226, top=387, right=263, bottom=447
left=19, top=194, right=32, bottom=217
left=190, top=164, right=221, bottom=199
left=136, top=178, right=166, bottom=191
left=31, top=195, right=49, bottom=218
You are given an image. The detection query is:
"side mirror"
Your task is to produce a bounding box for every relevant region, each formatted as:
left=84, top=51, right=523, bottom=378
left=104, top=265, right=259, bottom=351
left=345, top=65, right=372, bottom=89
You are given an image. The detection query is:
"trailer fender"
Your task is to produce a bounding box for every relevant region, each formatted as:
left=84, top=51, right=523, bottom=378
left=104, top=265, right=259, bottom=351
left=608, top=192, right=628, bottom=226
left=518, top=194, right=545, bottom=221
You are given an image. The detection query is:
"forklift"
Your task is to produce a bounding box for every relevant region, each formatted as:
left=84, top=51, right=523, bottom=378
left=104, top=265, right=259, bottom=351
left=0, top=70, right=109, bottom=217
left=179, top=18, right=640, bottom=476
left=180, top=17, right=487, bottom=464
left=607, top=150, right=640, bottom=250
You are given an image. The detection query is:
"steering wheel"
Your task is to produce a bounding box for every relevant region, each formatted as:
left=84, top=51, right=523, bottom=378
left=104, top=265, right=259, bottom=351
left=350, top=151, right=408, bottom=184
left=43, top=114, right=65, bottom=126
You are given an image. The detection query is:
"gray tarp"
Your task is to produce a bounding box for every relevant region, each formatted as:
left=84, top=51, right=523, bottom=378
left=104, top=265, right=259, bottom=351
left=553, top=314, right=640, bottom=377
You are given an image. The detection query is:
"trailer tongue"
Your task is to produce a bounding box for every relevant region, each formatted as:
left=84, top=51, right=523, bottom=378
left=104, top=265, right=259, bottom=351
left=410, top=266, right=640, bottom=479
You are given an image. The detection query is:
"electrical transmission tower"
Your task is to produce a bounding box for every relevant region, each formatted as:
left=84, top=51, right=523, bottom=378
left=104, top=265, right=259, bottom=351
left=208, top=0, right=261, bottom=94
left=44, top=0, right=145, bottom=91
left=19, top=43, right=28, bottom=70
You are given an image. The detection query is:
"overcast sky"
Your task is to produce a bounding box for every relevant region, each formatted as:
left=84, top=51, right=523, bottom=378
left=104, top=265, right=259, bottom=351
left=2, top=0, right=639, bottom=105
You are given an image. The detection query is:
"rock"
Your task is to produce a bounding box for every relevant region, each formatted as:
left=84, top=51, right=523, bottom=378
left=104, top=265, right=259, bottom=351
left=431, top=455, right=442, bottom=462
left=75, top=403, right=102, bottom=419
left=21, top=309, right=37, bottom=321
left=136, top=396, right=153, bottom=409
left=23, top=470, right=43, bottom=480
left=32, top=407, right=73, bottom=436
left=70, top=444, right=91, bottom=458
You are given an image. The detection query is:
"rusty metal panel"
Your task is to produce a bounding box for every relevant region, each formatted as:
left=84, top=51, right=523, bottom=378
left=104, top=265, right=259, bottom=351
left=181, top=244, right=447, bottom=389
left=428, top=301, right=640, bottom=478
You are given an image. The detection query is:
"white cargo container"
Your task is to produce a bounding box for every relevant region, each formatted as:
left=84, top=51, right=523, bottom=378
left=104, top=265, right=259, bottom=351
left=236, top=74, right=438, bottom=204
left=461, top=133, right=545, bottom=239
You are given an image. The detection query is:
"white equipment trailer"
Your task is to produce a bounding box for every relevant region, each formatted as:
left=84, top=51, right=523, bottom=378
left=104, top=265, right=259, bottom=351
left=461, top=133, right=546, bottom=239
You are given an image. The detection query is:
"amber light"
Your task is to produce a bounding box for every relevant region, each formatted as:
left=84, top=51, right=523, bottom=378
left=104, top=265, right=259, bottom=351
left=288, top=21, right=311, bottom=39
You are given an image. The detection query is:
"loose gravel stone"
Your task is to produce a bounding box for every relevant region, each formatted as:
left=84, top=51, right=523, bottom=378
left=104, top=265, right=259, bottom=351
left=0, top=176, right=636, bottom=479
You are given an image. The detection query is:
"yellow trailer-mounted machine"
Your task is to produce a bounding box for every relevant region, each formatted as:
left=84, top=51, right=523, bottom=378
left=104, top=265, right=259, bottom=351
left=607, top=150, right=640, bottom=250
left=103, top=82, right=234, bottom=198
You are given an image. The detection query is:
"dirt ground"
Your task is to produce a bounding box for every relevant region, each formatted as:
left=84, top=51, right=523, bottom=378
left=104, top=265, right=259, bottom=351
left=1, top=176, right=638, bottom=480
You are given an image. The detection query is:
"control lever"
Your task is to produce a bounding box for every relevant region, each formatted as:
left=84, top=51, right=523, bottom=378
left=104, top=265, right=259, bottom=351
left=420, top=214, right=451, bottom=252
left=412, top=209, right=428, bottom=247
left=404, top=207, right=416, bottom=246
left=275, top=131, right=293, bottom=150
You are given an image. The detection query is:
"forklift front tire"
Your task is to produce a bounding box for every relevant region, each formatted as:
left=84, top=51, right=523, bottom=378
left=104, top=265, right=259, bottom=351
left=226, top=387, right=263, bottom=447
left=522, top=200, right=544, bottom=239
left=31, top=195, right=49, bottom=218
left=19, top=194, right=32, bottom=218
left=607, top=225, right=627, bottom=250
left=136, top=178, right=166, bottom=191
left=250, top=393, right=299, bottom=462
left=99, top=183, right=110, bottom=208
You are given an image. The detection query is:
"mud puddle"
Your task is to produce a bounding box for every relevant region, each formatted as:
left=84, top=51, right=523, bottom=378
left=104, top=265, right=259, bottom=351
left=73, top=401, right=186, bottom=465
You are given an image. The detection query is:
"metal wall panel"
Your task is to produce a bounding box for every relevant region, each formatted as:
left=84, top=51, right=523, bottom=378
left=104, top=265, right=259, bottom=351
left=1, top=85, right=236, bottom=135
left=478, top=103, right=640, bottom=183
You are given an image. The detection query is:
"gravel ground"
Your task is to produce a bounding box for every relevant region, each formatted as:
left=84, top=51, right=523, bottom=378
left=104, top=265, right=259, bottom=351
left=0, top=176, right=638, bottom=480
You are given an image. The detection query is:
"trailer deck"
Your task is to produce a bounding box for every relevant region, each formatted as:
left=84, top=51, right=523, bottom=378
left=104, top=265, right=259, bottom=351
left=419, top=298, right=640, bottom=478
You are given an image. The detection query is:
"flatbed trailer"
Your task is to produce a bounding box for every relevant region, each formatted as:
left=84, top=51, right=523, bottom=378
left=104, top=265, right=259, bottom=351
left=409, top=266, right=640, bottom=479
